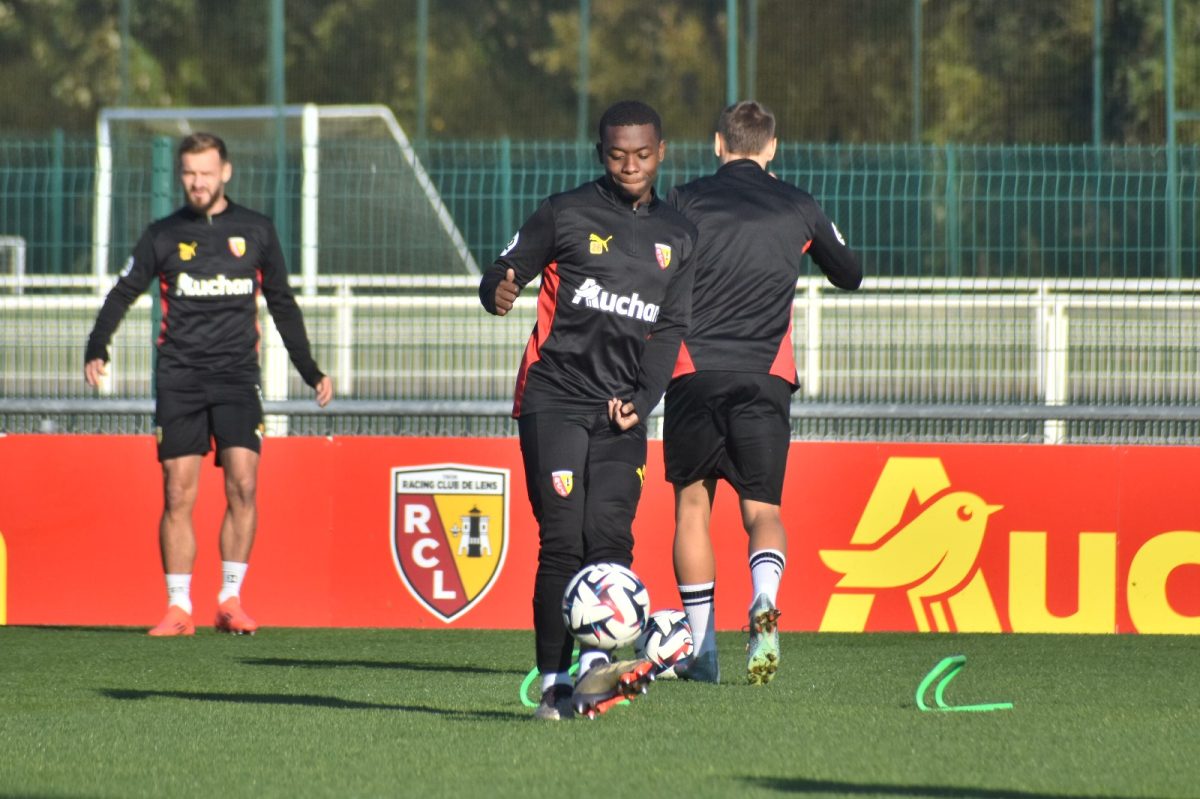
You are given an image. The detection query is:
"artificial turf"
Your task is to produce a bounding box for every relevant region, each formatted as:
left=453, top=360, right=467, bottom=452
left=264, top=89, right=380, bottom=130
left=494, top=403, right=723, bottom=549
left=1, top=626, right=1197, bottom=798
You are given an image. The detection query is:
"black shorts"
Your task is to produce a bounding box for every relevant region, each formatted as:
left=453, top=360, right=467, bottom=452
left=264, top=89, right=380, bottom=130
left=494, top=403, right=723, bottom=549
left=663, top=371, right=792, bottom=504
left=154, top=383, right=264, bottom=464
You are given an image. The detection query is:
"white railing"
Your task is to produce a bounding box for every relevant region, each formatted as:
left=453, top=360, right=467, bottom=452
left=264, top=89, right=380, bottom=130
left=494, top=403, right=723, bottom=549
left=3, top=274, right=1200, bottom=444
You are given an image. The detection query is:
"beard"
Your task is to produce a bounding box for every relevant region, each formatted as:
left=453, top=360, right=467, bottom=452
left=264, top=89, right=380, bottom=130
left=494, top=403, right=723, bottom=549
left=186, top=184, right=226, bottom=215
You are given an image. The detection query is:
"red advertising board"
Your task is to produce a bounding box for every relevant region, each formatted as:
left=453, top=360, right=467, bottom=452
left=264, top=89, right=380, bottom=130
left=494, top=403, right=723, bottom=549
left=0, top=435, right=1196, bottom=633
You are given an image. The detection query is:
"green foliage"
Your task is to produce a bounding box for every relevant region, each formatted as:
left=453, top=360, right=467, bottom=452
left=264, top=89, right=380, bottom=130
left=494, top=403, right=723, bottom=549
left=924, top=2, right=1095, bottom=143
left=1, top=626, right=1199, bottom=798
left=0, top=0, right=1198, bottom=143
left=0, top=0, right=123, bottom=132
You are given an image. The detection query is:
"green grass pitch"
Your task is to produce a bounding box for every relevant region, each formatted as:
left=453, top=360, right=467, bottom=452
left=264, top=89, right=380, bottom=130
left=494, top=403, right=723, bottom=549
left=1, top=626, right=1197, bottom=798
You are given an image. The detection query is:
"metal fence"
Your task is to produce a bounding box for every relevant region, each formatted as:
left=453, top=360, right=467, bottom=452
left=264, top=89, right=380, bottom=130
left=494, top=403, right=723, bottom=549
left=2, top=132, right=1199, bottom=443
left=5, top=132, right=1198, bottom=281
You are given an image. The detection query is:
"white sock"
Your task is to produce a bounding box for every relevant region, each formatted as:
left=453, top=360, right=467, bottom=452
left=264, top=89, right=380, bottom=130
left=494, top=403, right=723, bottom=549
left=678, top=581, right=716, bottom=656
left=165, top=573, right=193, bottom=614
left=749, top=549, right=786, bottom=606
left=577, top=649, right=610, bottom=677
left=541, top=671, right=572, bottom=693
left=218, top=560, right=249, bottom=603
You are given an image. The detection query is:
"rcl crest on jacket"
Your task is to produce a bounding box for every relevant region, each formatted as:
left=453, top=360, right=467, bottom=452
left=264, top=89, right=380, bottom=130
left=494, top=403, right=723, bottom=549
left=391, top=464, right=509, bottom=623
left=654, top=242, right=672, bottom=269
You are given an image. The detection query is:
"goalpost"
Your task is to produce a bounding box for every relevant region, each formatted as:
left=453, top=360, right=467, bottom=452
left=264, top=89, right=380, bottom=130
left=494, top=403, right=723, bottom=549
left=93, top=104, right=479, bottom=297
left=91, top=104, right=481, bottom=433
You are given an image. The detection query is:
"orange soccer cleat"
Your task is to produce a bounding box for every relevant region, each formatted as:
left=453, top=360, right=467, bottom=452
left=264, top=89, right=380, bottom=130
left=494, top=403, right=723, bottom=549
left=214, top=597, right=259, bottom=635
left=148, top=605, right=196, bottom=637
left=572, top=659, right=656, bottom=720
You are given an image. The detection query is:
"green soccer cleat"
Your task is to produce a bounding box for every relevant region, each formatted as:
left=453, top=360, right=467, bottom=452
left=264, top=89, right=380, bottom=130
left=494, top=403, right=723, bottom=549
left=746, top=593, right=781, bottom=686
left=572, top=659, right=655, bottom=720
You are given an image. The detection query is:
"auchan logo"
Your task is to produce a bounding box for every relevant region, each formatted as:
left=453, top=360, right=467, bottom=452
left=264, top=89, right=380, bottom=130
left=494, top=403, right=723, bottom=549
left=819, top=457, right=1200, bottom=634
left=176, top=272, right=254, bottom=297
left=571, top=278, right=660, bottom=322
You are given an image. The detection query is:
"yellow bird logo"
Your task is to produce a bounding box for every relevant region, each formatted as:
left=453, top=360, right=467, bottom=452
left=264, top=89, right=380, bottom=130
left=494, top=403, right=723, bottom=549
left=819, top=457, right=1004, bottom=633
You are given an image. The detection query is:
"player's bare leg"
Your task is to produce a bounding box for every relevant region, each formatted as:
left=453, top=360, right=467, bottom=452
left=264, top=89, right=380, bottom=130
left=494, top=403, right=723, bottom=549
left=218, top=446, right=258, bottom=562
left=674, top=478, right=716, bottom=584
left=741, top=499, right=785, bottom=684
left=149, top=455, right=202, bottom=636
left=673, top=479, right=720, bottom=682
left=214, top=446, right=259, bottom=634
left=160, top=454, right=202, bottom=573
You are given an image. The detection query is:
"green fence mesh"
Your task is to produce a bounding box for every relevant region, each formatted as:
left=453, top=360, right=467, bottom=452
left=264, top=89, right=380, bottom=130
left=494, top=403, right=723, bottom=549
left=1, top=133, right=1199, bottom=443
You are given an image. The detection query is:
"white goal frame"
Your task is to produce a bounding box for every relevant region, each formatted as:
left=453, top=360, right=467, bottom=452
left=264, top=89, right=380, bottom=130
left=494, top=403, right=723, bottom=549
left=93, top=104, right=479, bottom=297
left=0, top=235, right=26, bottom=294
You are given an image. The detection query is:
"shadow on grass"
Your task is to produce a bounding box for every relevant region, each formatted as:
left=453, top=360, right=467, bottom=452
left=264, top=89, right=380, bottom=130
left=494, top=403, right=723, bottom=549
left=743, top=776, right=1164, bottom=799
left=239, top=656, right=525, bottom=675
left=100, top=688, right=524, bottom=720
left=6, top=625, right=146, bottom=635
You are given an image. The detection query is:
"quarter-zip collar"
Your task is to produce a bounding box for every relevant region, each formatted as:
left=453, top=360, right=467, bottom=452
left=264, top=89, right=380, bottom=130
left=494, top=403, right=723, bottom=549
left=181, top=199, right=236, bottom=224
left=593, top=177, right=660, bottom=213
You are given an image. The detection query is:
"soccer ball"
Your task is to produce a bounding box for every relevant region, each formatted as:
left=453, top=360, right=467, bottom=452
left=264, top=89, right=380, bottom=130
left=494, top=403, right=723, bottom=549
left=562, top=562, right=650, bottom=650
left=635, top=609, right=694, bottom=677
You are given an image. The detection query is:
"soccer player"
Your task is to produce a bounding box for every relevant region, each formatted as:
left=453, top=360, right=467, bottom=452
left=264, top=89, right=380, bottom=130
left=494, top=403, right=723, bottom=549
left=480, top=100, right=696, bottom=720
left=84, top=132, right=333, bottom=637
left=665, top=101, right=861, bottom=684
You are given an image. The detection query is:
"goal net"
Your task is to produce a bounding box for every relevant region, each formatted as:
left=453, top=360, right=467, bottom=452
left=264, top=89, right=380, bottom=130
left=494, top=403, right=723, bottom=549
left=93, top=104, right=479, bottom=291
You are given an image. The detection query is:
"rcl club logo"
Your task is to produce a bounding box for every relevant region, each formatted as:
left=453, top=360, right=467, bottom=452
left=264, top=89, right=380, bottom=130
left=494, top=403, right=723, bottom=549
left=391, top=464, right=509, bottom=623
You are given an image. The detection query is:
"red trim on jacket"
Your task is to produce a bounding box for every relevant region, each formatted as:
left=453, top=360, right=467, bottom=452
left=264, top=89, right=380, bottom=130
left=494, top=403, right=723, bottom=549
left=157, top=274, right=170, bottom=346
left=512, top=263, right=559, bottom=417
left=672, top=340, right=696, bottom=378
left=768, top=313, right=798, bottom=384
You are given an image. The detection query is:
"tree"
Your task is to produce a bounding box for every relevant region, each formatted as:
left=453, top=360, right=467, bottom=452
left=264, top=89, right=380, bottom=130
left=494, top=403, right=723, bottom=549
left=0, top=0, right=125, bottom=133
left=0, top=0, right=1196, bottom=144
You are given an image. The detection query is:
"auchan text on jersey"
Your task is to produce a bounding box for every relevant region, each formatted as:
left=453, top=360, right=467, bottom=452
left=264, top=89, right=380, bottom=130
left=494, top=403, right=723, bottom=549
left=571, top=278, right=659, bottom=322
left=176, top=273, right=255, bottom=297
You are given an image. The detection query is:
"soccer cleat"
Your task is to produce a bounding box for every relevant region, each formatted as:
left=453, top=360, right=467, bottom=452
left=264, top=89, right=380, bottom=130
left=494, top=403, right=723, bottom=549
left=675, top=648, right=721, bottom=683
left=572, top=659, right=655, bottom=720
left=214, top=597, right=259, bottom=635
left=148, top=605, right=195, bottom=637
left=746, top=593, right=781, bottom=685
left=533, top=684, right=575, bottom=721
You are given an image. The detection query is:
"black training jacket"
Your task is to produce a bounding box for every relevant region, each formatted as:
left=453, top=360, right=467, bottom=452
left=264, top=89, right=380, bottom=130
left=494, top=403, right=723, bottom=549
left=667, top=158, right=862, bottom=386
left=85, top=201, right=323, bottom=390
left=479, top=178, right=697, bottom=418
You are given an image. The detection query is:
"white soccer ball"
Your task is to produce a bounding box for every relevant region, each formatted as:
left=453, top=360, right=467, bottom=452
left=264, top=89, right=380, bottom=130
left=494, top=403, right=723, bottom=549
left=562, top=562, right=650, bottom=650
left=635, top=609, right=694, bottom=677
